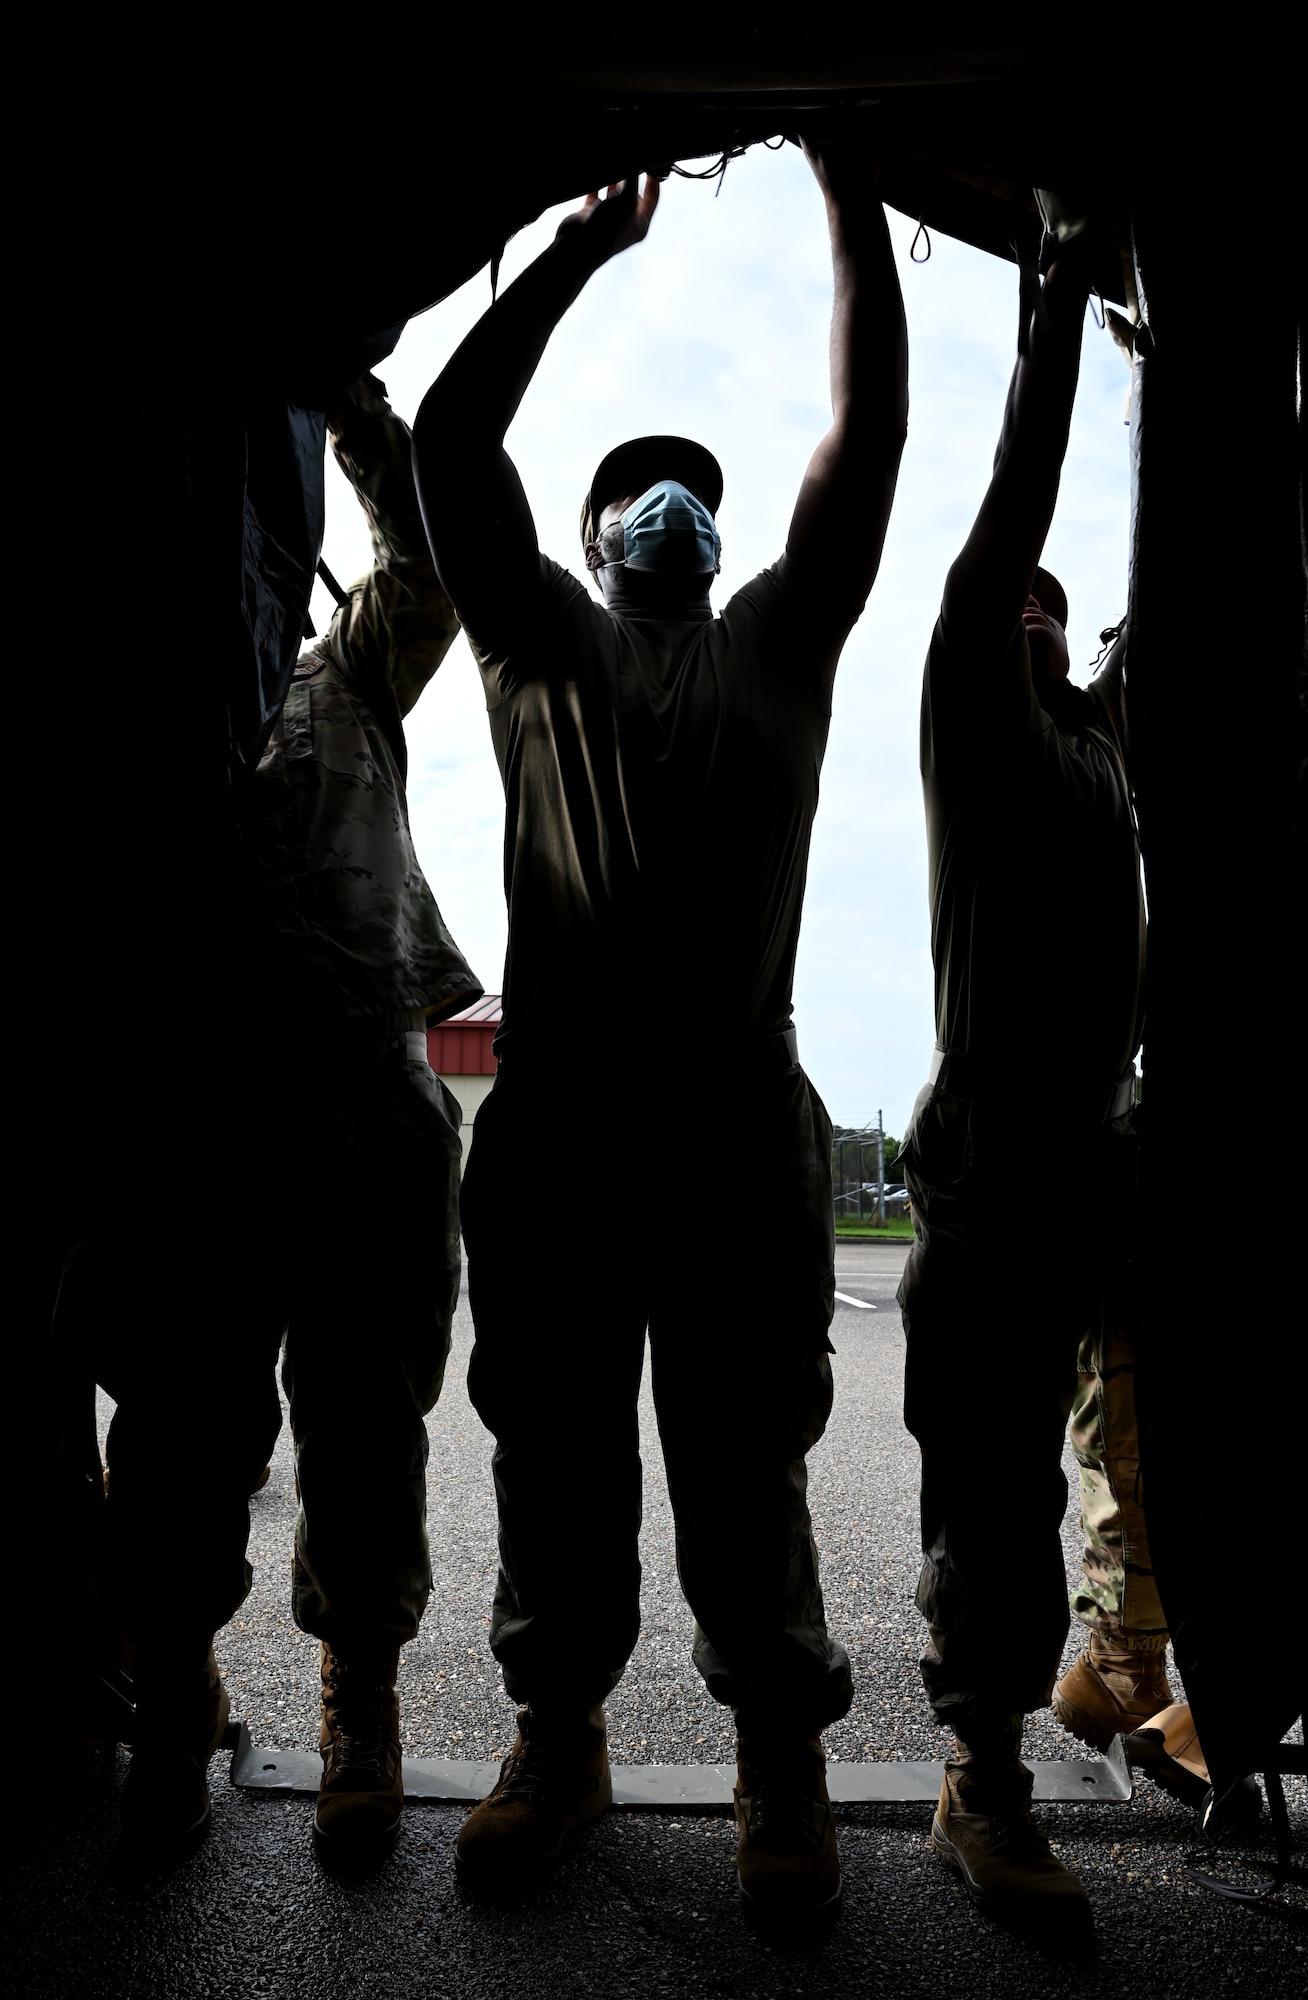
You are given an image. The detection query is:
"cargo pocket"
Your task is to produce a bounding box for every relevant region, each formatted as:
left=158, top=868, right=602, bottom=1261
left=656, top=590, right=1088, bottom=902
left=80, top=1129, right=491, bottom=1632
left=904, top=1082, right=973, bottom=1191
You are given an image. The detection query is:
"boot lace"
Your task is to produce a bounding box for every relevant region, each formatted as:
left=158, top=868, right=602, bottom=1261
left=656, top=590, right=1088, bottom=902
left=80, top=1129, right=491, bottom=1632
left=495, top=1745, right=553, bottom=1802
left=491, top=1717, right=598, bottom=1807
left=324, top=1658, right=390, bottom=1777
left=742, top=1746, right=826, bottom=1850
left=988, top=1805, right=1053, bottom=1857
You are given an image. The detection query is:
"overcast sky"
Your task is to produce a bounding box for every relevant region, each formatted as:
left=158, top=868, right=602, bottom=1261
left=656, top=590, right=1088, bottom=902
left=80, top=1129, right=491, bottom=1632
left=306, top=142, right=1132, bottom=1137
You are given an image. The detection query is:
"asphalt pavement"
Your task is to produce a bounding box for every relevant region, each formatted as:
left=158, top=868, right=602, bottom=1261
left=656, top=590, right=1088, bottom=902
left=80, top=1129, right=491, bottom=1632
left=11, top=1244, right=1304, bottom=1997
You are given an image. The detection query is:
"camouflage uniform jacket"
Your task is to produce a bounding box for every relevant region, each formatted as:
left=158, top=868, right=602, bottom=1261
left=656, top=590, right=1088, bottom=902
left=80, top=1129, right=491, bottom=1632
left=245, top=376, right=481, bottom=1025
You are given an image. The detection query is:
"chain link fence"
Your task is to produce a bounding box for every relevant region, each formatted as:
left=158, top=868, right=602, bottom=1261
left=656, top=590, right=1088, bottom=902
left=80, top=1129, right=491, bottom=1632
left=832, top=1120, right=909, bottom=1224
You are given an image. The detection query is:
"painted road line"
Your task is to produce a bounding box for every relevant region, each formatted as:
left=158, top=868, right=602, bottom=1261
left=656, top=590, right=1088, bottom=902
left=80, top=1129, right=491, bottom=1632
left=834, top=1292, right=876, bottom=1309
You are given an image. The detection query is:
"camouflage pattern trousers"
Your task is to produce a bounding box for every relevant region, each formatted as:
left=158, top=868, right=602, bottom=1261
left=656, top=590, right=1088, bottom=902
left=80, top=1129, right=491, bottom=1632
left=1069, top=1313, right=1167, bottom=1647
left=72, top=1030, right=462, bottom=1649
left=459, top=1059, right=853, bottom=1730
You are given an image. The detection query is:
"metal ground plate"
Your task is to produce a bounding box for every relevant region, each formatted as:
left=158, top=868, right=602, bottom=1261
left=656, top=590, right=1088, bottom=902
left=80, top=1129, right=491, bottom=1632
left=227, top=1724, right=1131, bottom=1806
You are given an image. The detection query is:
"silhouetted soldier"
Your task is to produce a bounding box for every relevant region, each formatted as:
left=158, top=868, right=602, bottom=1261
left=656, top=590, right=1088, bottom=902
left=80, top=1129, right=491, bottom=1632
left=896, top=223, right=1144, bottom=1942
left=73, top=374, right=479, bottom=1863
left=415, top=143, right=907, bottom=1921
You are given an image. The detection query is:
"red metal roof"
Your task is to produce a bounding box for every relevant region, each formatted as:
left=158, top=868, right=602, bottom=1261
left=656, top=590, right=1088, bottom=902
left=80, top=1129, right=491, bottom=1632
left=428, top=995, right=500, bottom=1078
left=445, top=995, right=502, bottom=1027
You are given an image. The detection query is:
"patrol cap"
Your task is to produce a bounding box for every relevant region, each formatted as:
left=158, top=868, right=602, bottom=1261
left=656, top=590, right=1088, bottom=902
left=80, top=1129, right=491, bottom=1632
left=1031, top=565, right=1069, bottom=630
left=580, top=436, right=723, bottom=548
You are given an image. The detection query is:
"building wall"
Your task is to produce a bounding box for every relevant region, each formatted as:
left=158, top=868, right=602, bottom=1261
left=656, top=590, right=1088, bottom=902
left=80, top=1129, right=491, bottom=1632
left=428, top=1001, right=501, bottom=1171
left=435, top=1069, right=495, bottom=1167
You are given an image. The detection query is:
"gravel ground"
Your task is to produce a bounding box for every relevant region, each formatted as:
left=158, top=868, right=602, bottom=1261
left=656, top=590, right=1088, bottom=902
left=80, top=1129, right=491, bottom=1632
left=12, top=1243, right=1303, bottom=1997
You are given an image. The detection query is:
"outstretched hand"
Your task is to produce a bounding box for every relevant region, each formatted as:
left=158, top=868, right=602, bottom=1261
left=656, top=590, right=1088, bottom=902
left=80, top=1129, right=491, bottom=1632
left=1040, top=227, right=1096, bottom=299
left=800, top=136, right=883, bottom=210
left=556, top=175, right=661, bottom=267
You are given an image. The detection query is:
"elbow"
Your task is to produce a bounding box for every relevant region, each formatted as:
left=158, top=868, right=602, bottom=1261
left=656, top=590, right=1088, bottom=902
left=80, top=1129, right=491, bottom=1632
left=847, top=407, right=909, bottom=466
left=412, top=384, right=480, bottom=514
left=414, top=374, right=477, bottom=446
left=414, top=375, right=496, bottom=488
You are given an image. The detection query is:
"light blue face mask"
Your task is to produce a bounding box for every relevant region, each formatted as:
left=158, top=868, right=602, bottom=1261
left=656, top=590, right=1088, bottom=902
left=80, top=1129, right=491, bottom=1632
left=619, top=480, right=721, bottom=574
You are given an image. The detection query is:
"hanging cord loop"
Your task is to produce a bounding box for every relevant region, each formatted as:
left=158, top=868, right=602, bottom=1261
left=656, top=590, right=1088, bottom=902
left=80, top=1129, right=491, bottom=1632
left=666, top=134, right=750, bottom=197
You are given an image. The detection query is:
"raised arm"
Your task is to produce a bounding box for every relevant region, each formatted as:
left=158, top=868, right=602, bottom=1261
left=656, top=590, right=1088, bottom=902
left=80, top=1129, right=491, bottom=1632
left=326, top=373, right=460, bottom=718
left=786, top=142, right=908, bottom=612
left=414, top=177, right=660, bottom=635
left=941, top=234, right=1093, bottom=654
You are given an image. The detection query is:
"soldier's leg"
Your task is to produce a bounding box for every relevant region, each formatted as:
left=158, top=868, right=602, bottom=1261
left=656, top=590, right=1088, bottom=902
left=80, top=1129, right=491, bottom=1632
left=650, top=1068, right=847, bottom=1923
left=76, top=1217, right=284, bottom=1655
left=461, top=1073, right=649, bottom=1708
left=894, top=1078, right=1076, bottom=1728
left=1053, top=1307, right=1172, bottom=1748
left=652, top=1070, right=849, bottom=1730
left=282, top=1036, right=465, bottom=1861
left=453, top=1073, right=643, bottom=1891
left=654, top=1305, right=849, bottom=1725
left=897, top=1082, right=1103, bottom=1939
left=1054, top=1100, right=1173, bottom=1749
left=900, top=1215, right=1096, bottom=1940
left=1069, top=1314, right=1167, bottom=1645
left=899, top=1231, right=1078, bottom=1734
left=283, top=1039, right=463, bottom=1652
left=69, top=1179, right=285, bottom=1855
left=1058, top=1304, right=1242, bottom=1805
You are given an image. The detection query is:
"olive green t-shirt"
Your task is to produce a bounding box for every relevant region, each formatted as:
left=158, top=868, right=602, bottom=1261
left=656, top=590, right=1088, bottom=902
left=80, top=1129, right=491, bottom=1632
left=919, top=613, right=1145, bottom=1097
left=465, top=553, right=857, bottom=1059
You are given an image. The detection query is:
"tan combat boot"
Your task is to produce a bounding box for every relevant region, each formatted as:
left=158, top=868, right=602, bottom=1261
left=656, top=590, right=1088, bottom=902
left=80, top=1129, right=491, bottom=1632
left=1124, top=1701, right=1262, bottom=1823
left=455, top=1703, right=610, bottom=1896
left=120, top=1638, right=230, bottom=1859
left=733, top=1723, right=841, bottom=1929
left=932, top=1747, right=1093, bottom=1945
left=315, top=1642, right=404, bottom=1862
left=1053, top=1629, right=1172, bottom=1750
